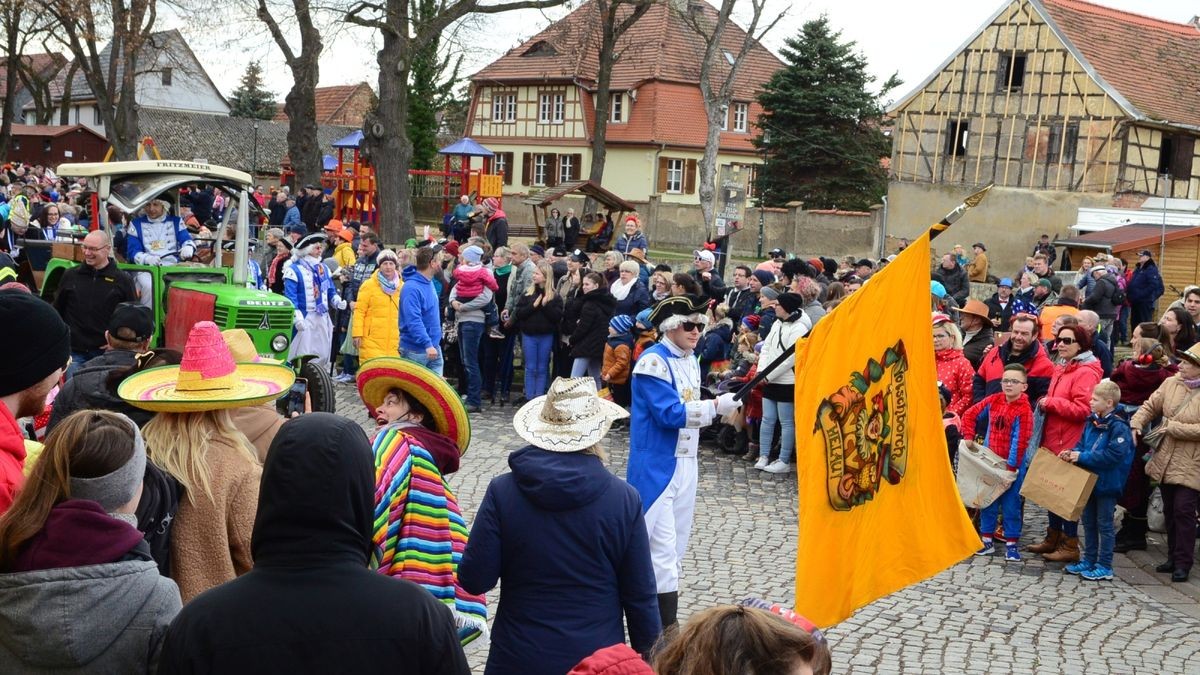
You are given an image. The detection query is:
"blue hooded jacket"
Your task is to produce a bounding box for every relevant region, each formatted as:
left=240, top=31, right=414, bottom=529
left=458, top=446, right=660, bottom=675
left=399, top=265, right=442, bottom=352
left=1071, top=411, right=1134, bottom=497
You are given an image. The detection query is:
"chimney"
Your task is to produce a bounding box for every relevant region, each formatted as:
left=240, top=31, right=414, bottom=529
left=1192, top=15, right=1200, bottom=31
left=666, top=0, right=687, bottom=13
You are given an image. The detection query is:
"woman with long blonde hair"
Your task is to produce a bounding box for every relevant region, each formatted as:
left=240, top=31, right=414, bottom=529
left=121, top=321, right=295, bottom=602
left=142, top=410, right=261, bottom=601
left=514, top=262, right=563, bottom=401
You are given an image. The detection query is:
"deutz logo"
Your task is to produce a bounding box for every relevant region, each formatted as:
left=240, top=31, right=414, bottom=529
left=258, top=314, right=270, bottom=330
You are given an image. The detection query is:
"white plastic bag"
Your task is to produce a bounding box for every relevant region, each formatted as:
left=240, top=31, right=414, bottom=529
left=1148, top=486, right=1166, bottom=533
left=956, top=440, right=1016, bottom=509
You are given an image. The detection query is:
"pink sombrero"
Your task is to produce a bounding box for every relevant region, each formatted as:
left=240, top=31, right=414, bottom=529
left=119, top=321, right=294, bottom=413
left=356, top=357, right=471, bottom=453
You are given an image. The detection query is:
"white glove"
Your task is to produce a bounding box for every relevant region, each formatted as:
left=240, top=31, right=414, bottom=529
left=293, top=311, right=307, bottom=332
left=179, top=242, right=195, bottom=261
left=333, top=295, right=347, bottom=311
left=715, top=392, right=741, bottom=416
left=141, top=254, right=161, bottom=266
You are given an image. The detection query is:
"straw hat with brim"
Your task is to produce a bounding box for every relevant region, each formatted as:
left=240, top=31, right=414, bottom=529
left=222, top=329, right=280, bottom=364
left=513, top=377, right=628, bottom=453
left=1180, top=344, right=1200, bottom=367
left=955, top=298, right=991, bottom=321
left=356, top=357, right=471, bottom=452
left=120, top=321, right=294, bottom=413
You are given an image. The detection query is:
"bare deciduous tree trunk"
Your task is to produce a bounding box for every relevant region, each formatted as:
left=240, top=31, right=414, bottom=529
left=258, top=0, right=323, bottom=188
left=679, top=0, right=783, bottom=229
left=347, top=0, right=571, bottom=243
left=585, top=0, right=651, bottom=217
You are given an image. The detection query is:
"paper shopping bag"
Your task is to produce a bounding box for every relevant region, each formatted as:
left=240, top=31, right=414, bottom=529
left=1019, top=448, right=1097, bottom=521
left=955, top=440, right=1015, bottom=509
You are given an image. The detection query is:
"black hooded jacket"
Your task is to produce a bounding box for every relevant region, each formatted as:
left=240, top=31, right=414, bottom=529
left=570, top=288, right=617, bottom=359
left=157, top=414, right=469, bottom=675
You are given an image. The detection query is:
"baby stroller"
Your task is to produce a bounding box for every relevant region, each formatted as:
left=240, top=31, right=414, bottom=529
left=699, top=377, right=751, bottom=455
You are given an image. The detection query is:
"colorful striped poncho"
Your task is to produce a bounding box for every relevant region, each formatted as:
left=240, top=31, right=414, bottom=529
left=370, top=424, right=488, bottom=647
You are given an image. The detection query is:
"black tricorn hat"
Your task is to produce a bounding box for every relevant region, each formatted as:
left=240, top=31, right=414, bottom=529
left=648, top=294, right=709, bottom=330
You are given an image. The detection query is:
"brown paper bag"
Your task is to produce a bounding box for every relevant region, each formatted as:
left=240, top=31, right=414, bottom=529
left=1019, top=447, right=1097, bottom=521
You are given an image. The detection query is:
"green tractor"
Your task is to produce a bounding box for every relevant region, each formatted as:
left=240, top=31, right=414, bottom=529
left=36, top=160, right=336, bottom=413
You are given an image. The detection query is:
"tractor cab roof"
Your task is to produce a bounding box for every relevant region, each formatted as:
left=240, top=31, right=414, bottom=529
left=57, top=160, right=253, bottom=215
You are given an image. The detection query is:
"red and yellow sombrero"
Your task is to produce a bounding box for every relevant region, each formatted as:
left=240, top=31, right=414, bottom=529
left=357, top=357, right=471, bottom=453
left=119, top=321, right=294, bottom=413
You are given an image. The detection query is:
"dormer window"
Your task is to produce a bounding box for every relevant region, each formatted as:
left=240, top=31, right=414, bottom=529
left=522, top=41, right=558, bottom=57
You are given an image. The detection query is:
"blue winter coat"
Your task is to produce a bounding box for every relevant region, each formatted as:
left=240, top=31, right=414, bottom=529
left=458, top=446, right=660, bottom=675
left=399, top=265, right=442, bottom=352
left=1128, top=261, right=1164, bottom=305
left=612, top=280, right=651, bottom=317
left=1071, top=412, right=1135, bottom=497
left=613, top=232, right=648, bottom=256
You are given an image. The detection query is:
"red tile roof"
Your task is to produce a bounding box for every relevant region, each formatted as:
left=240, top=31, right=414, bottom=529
left=10, top=124, right=105, bottom=139
left=0, top=53, right=67, bottom=99
left=1041, top=0, right=1200, bottom=128
left=471, top=0, right=782, bottom=149
left=274, top=83, right=375, bottom=125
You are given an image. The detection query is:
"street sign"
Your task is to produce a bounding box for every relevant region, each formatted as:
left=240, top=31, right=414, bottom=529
left=715, top=164, right=748, bottom=237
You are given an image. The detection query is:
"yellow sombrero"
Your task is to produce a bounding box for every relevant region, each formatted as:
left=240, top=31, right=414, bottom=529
left=356, top=356, right=471, bottom=453
left=119, top=321, right=294, bottom=413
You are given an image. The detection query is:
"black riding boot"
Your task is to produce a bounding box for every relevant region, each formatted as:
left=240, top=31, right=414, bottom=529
left=657, top=591, right=679, bottom=633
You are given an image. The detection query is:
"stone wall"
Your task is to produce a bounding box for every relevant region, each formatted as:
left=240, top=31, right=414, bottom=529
left=412, top=193, right=882, bottom=260
left=885, top=181, right=1113, bottom=277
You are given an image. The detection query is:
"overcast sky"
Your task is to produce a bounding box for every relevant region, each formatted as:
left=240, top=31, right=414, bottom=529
left=189, top=0, right=1197, bottom=105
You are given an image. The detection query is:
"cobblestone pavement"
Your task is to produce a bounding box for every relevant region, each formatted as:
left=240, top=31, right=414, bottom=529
left=335, top=385, right=1200, bottom=674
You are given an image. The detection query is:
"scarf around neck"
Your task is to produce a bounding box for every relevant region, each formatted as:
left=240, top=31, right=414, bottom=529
left=610, top=277, right=634, bottom=301
left=300, top=255, right=332, bottom=314
left=376, top=269, right=398, bottom=295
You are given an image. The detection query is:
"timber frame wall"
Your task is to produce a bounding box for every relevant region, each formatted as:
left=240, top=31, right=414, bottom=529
left=890, top=0, right=1200, bottom=199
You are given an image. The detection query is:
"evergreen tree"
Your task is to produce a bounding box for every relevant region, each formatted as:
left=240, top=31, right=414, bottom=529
left=229, top=61, right=278, bottom=121
left=753, top=16, right=899, bottom=211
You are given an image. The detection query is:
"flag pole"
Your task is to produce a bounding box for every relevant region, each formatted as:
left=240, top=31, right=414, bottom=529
left=732, top=184, right=993, bottom=402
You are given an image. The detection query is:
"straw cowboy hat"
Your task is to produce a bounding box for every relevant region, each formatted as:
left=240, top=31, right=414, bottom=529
left=119, top=321, right=294, bottom=413
left=356, top=357, right=471, bottom=452
left=513, top=377, right=628, bottom=453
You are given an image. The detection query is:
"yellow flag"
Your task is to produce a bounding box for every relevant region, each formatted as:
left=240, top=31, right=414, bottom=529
left=792, top=230, right=978, bottom=627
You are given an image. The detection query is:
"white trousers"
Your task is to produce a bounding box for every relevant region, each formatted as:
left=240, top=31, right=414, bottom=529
left=643, top=456, right=698, bottom=594
left=134, top=272, right=154, bottom=308
left=288, top=312, right=334, bottom=368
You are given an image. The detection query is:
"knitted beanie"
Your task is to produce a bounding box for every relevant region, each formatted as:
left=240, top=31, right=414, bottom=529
left=609, top=314, right=635, bottom=335
left=0, top=291, right=70, bottom=396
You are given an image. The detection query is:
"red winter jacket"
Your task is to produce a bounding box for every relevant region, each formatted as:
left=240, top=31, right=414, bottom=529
left=973, top=338, right=1056, bottom=404
left=568, top=645, right=654, bottom=675
left=0, top=402, right=28, bottom=514
left=961, top=392, right=1034, bottom=469
left=936, top=348, right=975, bottom=417
left=1040, top=355, right=1103, bottom=454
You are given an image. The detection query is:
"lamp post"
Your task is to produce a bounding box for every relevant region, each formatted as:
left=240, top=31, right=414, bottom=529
left=252, top=123, right=260, bottom=180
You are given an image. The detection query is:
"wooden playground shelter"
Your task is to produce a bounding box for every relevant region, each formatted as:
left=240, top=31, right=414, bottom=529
left=523, top=180, right=636, bottom=250
left=319, top=133, right=505, bottom=225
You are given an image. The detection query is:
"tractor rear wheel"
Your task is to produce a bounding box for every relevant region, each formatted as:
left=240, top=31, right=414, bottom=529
left=302, top=360, right=336, bottom=414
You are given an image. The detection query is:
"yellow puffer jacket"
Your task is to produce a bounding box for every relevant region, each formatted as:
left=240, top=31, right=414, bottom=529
left=352, top=272, right=402, bottom=361
left=334, top=242, right=357, bottom=271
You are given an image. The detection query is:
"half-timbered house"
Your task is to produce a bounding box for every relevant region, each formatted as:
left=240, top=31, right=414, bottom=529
left=885, top=0, right=1200, bottom=268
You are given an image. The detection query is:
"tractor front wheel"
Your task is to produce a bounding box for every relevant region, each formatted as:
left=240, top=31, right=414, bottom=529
left=302, top=360, right=337, bottom=414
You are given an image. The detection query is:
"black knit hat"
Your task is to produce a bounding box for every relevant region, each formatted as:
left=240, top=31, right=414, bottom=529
left=776, top=292, right=804, bottom=317
left=0, top=291, right=70, bottom=396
